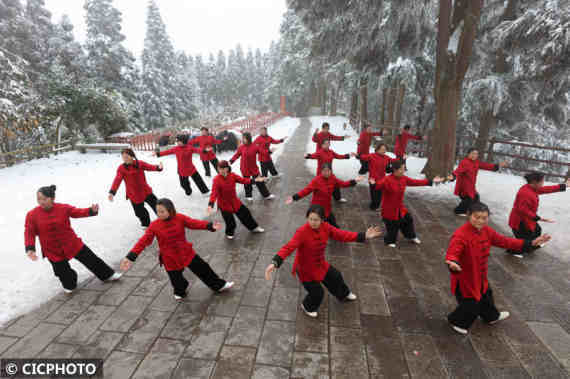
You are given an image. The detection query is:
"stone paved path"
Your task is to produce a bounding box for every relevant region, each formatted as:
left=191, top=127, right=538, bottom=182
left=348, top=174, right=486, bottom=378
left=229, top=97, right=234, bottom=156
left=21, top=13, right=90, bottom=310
left=1, top=118, right=569, bottom=378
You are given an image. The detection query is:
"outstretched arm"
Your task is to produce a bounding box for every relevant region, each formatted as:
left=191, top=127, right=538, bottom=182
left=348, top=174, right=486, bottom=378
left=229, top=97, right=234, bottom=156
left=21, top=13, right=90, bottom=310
left=332, top=151, right=350, bottom=160
left=67, top=204, right=98, bottom=218
left=140, top=161, right=163, bottom=172
left=24, top=212, right=37, bottom=255
left=182, top=214, right=216, bottom=231
left=328, top=224, right=363, bottom=243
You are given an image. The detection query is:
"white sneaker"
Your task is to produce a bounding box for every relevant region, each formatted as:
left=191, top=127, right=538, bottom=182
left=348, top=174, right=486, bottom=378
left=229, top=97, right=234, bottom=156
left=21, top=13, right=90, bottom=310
left=266, top=194, right=276, bottom=200
left=252, top=226, right=265, bottom=233
left=245, top=197, right=253, bottom=202
left=450, top=324, right=468, bottom=335
left=174, top=294, right=185, bottom=301
left=226, top=235, right=234, bottom=240
left=106, top=272, right=122, bottom=282
left=410, top=238, right=421, bottom=245
left=301, top=303, right=318, bottom=318
left=141, top=225, right=148, bottom=229
left=489, top=311, right=510, bottom=324
left=63, top=288, right=74, bottom=294
left=345, top=292, right=357, bottom=301
left=388, top=243, right=397, bottom=248
left=218, top=281, right=234, bottom=293
left=338, top=198, right=348, bottom=203
left=456, top=213, right=467, bottom=217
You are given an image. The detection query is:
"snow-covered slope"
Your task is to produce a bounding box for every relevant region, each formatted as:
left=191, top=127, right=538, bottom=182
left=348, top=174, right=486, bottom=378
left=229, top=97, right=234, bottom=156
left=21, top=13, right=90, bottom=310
left=0, top=117, right=300, bottom=327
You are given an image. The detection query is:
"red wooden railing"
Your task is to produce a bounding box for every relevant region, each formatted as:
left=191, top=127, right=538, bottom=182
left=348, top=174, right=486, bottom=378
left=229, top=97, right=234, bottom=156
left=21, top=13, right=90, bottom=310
left=116, top=112, right=289, bottom=151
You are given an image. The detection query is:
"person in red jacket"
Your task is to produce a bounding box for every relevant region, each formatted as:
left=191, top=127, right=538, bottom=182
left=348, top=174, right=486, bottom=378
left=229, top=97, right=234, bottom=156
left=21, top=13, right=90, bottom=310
left=230, top=132, right=275, bottom=202
left=305, top=139, right=351, bottom=202
left=371, top=161, right=445, bottom=247
left=254, top=127, right=287, bottom=178
left=189, top=127, right=225, bottom=177
left=393, top=124, right=425, bottom=162
left=285, top=163, right=365, bottom=227
left=354, top=142, right=399, bottom=210
left=452, top=148, right=508, bottom=216
left=120, top=198, right=233, bottom=300
left=154, top=134, right=209, bottom=196
left=312, top=122, right=348, bottom=152
left=356, top=124, right=384, bottom=174
left=264, top=204, right=382, bottom=318
left=445, top=202, right=551, bottom=334
left=25, top=185, right=121, bottom=294
left=108, top=149, right=163, bottom=227
left=506, top=172, right=568, bottom=257
left=207, top=160, right=266, bottom=239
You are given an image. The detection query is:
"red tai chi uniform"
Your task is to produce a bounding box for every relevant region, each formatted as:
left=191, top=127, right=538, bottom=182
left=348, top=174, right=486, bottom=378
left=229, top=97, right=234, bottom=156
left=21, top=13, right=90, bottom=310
left=452, top=158, right=499, bottom=214
left=230, top=143, right=271, bottom=199
left=156, top=145, right=209, bottom=195
left=254, top=134, right=285, bottom=177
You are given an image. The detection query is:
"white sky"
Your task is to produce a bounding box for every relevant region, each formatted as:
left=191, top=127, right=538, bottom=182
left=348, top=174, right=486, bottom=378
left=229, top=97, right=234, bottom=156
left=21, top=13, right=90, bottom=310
left=43, top=0, right=286, bottom=58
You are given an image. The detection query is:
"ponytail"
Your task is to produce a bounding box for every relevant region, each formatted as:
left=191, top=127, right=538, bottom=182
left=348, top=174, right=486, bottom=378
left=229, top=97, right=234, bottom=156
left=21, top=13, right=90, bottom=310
left=38, top=185, right=56, bottom=199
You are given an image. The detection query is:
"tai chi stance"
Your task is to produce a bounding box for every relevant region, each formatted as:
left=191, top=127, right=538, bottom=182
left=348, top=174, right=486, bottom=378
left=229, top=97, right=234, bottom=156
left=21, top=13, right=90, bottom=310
left=305, top=139, right=351, bottom=202
left=356, top=124, right=384, bottom=174
left=207, top=160, right=265, bottom=239
left=506, top=172, right=568, bottom=257
left=452, top=148, right=507, bottom=216
left=154, top=134, right=209, bottom=196
left=393, top=124, right=425, bottom=163
left=354, top=142, right=398, bottom=210
left=109, top=148, right=163, bottom=227
left=445, top=202, right=550, bottom=334
left=230, top=132, right=275, bottom=202
left=254, top=127, right=286, bottom=178
left=121, top=198, right=233, bottom=300
left=370, top=161, right=445, bottom=247
left=312, top=122, right=348, bottom=152
left=265, top=204, right=382, bottom=318
left=190, top=127, right=224, bottom=177
left=25, top=185, right=121, bottom=293
left=286, top=163, right=364, bottom=228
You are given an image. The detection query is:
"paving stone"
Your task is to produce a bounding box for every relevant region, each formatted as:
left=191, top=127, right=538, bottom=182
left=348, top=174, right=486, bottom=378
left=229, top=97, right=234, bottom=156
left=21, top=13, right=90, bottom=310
left=252, top=365, right=290, bottom=379
left=56, top=304, right=116, bottom=344
left=528, top=322, right=570, bottom=370
left=226, top=306, right=265, bottom=347
left=267, top=286, right=299, bottom=321
left=511, top=343, right=569, bottom=379
left=207, top=289, right=243, bottom=317
left=148, top=284, right=180, bottom=312
left=131, top=338, right=187, bottom=379
left=72, top=330, right=123, bottom=359
left=2, top=322, right=65, bottom=358
left=401, top=334, right=448, bottom=378
left=256, top=320, right=295, bottom=367
left=126, top=251, right=159, bottom=277
left=45, top=290, right=101, bottom=324
left=482, top=365, right=532, bottom=379
left=1, top=299, right=65, bottom=337
left=468, top=323, right=519, bottom=366
left=37, top=343, right=77, bottom=358
left=0, top=336, right=18, bottom=355
left=172, top=358, right=215, bottom=379
left=330, top=350, right=369, bottom=378
left=103, top=350, right=144, bottom=379
left=160, top=302, right=206, bottom=340
left=131, top=266, right=169, bottom=297
left=97, top=276, right=142, bottom=306
left=184, top=315, right=232, bottom=359
left=212, top=345, right=256, bottom=379
left=100, top=295, right=153, bottom=332
left=295, top=312, right=328, bottom=353
left=118, top=309, right=172, bottom=353
left=434, top=335, right=491, bottom=378
left=291, top=352, right=329, bottom=379
left=356, top=282, right=390, bottom=315
left=366, top=340, right=410, bottom=378
left=241, top=277, right=272, bottom=308
left=388, top=296, right=430, bottom=334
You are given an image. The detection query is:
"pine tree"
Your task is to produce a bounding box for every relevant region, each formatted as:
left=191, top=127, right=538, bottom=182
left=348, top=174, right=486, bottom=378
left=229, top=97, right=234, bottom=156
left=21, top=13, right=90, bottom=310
left=215, top=50, right=227, bottom=106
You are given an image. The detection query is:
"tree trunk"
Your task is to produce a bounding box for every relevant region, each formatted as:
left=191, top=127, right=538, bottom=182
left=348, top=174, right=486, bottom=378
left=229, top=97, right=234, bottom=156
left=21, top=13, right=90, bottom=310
left=380, top=87, right=387, bottom=125
left=501, top=0, right=518, bottom=21
left=394, top=85, right=406, bottom=128
left=359, top=77, right=368, bottom=131
left=320, top=80, right=327, bottom=115
left=330, top=87, right=337, bottom=116
left=350, top=82, right=359, bottom=127
left=475, top=111, right=496, bottom=160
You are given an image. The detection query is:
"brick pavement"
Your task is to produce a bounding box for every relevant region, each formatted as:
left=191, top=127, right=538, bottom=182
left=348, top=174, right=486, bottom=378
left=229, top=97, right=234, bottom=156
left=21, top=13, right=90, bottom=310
left=1, top=118, right=569, bottom=378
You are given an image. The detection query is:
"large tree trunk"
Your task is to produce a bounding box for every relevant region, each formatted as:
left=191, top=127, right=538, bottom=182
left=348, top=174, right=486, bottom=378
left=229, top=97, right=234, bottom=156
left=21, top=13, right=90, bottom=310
left=423, top=0, right=483, bottom=178
left=380, top=87, right=387, bottom=125
left=475, top=111, right=496, bottom=160
left=330, top=87, right=337, bottom=116
left=350, top=82, right=359, bottom=128
left=320, top=80, right=327, bottom=115
left=359, top=77, right=368, bottom=131
left=394, top=85, right=406, bottom=128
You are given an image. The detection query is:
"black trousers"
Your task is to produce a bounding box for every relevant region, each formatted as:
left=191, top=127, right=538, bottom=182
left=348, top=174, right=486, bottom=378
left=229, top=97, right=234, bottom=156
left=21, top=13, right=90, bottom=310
left=244, top=175, right=270, bottom=198
left=369, top=183, right=382, bottom=210
left=301, top=266, right=350, bottom=312
left=202, top=158, right=219, bottom=177
left=447, top=285, right=500, bottom=330
left=509, top=223, right=541, bottom=254
left=332, top=186, right=342, bottom=201
left=260, top=160, right=279, bottom=177
left=166, top=254, right=226, bottom=297
left=383, top=213, right=416, bottom=244
left=131, top=193, right=158, bottom=227
left=325, top=213, right=339, bottom=228
left=221, top=205, right=259, bottom=236
left=454, top=193, right=480, bottom=214
left=49, top=245, right=115, bottom=291
left=179, top=173, right=209, bottom=195
left=358, top=159, right=369, bottom=175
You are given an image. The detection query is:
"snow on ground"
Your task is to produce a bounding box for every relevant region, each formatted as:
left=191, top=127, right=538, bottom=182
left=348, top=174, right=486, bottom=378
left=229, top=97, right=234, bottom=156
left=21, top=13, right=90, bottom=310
left=0, top=117, right=299, bottom=327
left=305, top=116, right=570, bottom=262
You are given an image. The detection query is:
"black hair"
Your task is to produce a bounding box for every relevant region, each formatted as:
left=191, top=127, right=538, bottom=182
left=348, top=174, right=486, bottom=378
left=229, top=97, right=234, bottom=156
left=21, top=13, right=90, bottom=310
left=38, top=185, right=56, bottom=199
left=306, top=204, right=326, bottom=219
left=243, top=132, right=252, bottom=144
left=467, top=147, right=478, bottom=154
left=200, top=127, right=208, bottom=132
left=467, top=202, right=491, bottom=215
left=320, top=162, right=332, bottom=171
left=157, top=198, right=176, bottom=217
left=524, top=172, right=544, bottom=184
left=322, top=122, right=330, bottom=129
left=176, top=134, right=189, bottom=145
left=391, top=160, right=404, bottom=171
left=374, top=142, right=387, bottom=152
left=403, top=125, right=411, bottom=130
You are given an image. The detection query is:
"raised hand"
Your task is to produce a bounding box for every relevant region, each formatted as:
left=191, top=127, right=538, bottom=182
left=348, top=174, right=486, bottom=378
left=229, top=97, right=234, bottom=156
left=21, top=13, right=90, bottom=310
left=26, top=251, right=38, bottom=261
left=285, top=196, right=293, bottom=205
left=350, top=152, right=357, bottom=157
left=369, top=178, right=376, bottom=185
left=265, top=263, right=276, bottom=281
left=355, top=175, right=366, bottom=182
left=108, top=194, right=114, bottom=202
left=158, top=162, right=164, bottom=170
left=91, top=204, right=99, bottom=214
left=365, top=225, right=382, bottom=239
left=304, top=153, right=310, bottom=159
left=446, top=174, right=455, bottom=181
left=445, top=260, right=462, bottom=272
left=255, top=176, right=267, bottom=182
left=120, top=258, right=132, bottom=272
left=212, top=221, right=222, bottom=230
left=432, top=176, right=445, bottom=184
left=532, top=234, right=551, bottom=247
left=499, top=161, right=509, bottom=168
left=540, top=218, right=555, bottom=223
left=207, top=206, right=215, bottom=216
